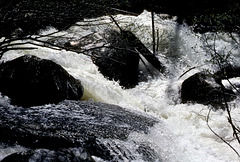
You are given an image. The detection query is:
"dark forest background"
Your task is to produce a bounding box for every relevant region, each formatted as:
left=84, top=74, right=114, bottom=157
left=0, top=0, right=239, bottom=38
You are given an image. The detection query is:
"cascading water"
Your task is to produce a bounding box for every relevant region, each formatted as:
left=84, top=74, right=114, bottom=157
left=1, top=10, right=240, bottom=161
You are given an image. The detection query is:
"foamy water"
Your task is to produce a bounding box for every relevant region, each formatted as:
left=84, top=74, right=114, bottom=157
left=1, top=10, right=240, bottom=161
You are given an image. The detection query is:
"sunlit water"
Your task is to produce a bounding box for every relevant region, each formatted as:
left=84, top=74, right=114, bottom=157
left=1, top=10, right=240, bottom=161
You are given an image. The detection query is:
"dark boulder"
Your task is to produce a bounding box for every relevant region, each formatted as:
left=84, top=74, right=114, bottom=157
left=92, top=30, right=140, bottom=89
left=1, top=151, right=34, bottom=162
left=0, top=55, right=83, bottom=107
left=181, top=71, right=236, bottom=107
left=120, top=30, right=165, bottom=73
left=214, top=65, right=240, bottom=84
left=1, top=149, right=95, bottom=162
left=0, top=100, right=161, bottom=161
left=92, top=30, right=164, bottom=89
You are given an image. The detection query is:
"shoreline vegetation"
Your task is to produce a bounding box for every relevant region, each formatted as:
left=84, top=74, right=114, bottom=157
left=0, top=0, right=239, bottom=37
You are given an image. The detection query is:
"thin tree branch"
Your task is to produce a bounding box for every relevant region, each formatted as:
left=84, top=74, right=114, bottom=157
left=206, top=108, right=240, bottom=157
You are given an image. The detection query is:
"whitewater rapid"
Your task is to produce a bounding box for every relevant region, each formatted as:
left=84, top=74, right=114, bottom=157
left=1, top=10, right=240, bottom=161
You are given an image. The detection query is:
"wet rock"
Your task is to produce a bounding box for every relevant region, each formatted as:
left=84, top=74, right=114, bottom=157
left=92, top=30, right=164, bottom=89
left=0, top=100, right=161, bottom=161
left=92, top=30, right=140, bottom=88
left=1, top=151, right=33, bottom=162
left=121, top=30, right=165, bottom=73
left=0, top=55, right=83, bottom=107
left=2, top=148, right=95, bottom=162
left=214, top=65, right=240, bottom=83
left=181, top=71, right=236, bottom=107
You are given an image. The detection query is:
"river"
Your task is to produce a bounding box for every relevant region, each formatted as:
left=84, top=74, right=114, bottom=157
left=1, top=10, right=240, bottom=162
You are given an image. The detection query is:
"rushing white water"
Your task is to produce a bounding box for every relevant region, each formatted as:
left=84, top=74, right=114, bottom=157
left=1, top=10, right=240, bottom=161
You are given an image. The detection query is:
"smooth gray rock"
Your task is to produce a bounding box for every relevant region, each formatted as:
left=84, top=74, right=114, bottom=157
left=0, top=100, right=161, bottom=161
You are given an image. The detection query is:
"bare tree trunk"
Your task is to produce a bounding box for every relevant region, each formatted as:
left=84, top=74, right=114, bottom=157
left=156, top=28, right=159, bottom=52
left=151, top=10, right=156, bottom=55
